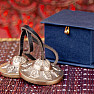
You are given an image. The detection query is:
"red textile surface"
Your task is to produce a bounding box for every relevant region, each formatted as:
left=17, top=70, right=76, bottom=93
left=0, top=0, right=94, bottom=38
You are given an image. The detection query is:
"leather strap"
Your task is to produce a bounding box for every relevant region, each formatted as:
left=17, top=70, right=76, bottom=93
left=21, top=25, right=59, bottom=65
left=44, top=44, right=58, bottom=65
left=19, top=27, right=36, bottom=60
left=21, top=25, right=45, bottom=60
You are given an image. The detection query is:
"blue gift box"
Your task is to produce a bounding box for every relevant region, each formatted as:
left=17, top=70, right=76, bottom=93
left=41, top=9, right=94, bottom=68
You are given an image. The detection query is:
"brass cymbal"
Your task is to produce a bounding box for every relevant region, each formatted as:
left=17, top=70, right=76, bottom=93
left=0, top=56, right=27, bottom=78
left=20, top=59, right=63, bottom=85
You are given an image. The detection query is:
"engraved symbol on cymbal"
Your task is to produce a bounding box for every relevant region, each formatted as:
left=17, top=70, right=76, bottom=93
left=29, top=69, right=39, bottom=78
left=43, top=71, right=52, bottom=80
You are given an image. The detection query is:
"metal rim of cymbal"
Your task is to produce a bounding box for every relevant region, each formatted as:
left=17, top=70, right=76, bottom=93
left=19, top=63, right=63, bottom=85
left=20, top=72, right=63, bottom=85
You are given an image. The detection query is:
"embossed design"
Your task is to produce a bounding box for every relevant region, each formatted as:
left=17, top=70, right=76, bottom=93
left=29, top=69, right=39, bottom=78
left=12, top=56, right=27, bottom=67
left=7, top=65, right=15, bottom=73
left=52, top=66, right=61, bottom=71
left=33, top=59, right=50, bottom=71
left=23, top=59, right=60, bottom=79
left=1, top=56, right=27, bottom=74
left=21, top=66, right=32, bottom=72
left=43, top=59, right=50, bottom=71
left=20, top=56, right=27, bottom=64
left=43, top=71, right=52, bottom=80
left=21, top=62, right=32, bottom=67
left=51, top=70, right=59, bottom=77
left=33, top=59, right=43, bottom=70
left=20, top=58, right=63, bottom=83
left=21, top=69, right=28, bottom=72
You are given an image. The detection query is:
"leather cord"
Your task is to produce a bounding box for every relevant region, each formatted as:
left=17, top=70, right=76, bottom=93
left=19, top=27, right=36, bottom=60
left=44, top=44, right=58, bottom=65
left=21, top=25, right=59, bottom=65
left=21, top=25, right=45, bottom=60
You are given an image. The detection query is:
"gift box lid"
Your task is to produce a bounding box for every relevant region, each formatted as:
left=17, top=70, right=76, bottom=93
left=41, top=9, right=94, bottom=30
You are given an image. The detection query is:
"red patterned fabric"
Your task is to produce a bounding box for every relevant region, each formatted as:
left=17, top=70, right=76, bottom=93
left=0, top=0, right=94, bottom=38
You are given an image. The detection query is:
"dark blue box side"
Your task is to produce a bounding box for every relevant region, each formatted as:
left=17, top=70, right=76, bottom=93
left=45, top=24, right=94, bottom=68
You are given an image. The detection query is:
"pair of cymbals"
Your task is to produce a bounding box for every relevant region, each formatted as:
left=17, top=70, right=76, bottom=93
left=0, top=25, right=63, bottom=85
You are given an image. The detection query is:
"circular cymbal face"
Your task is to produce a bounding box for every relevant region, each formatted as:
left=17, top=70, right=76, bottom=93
left=0, top=56, right=27, bottom=78
left=20, top=59, right=63, bottom=85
